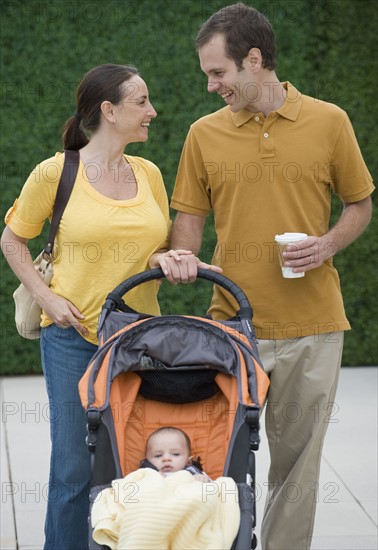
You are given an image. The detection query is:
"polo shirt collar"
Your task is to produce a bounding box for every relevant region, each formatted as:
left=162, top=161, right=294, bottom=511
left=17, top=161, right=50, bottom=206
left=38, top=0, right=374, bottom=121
left=229, top=108, right=255, bottom=127
left=277, top=82, right=302, bottom=121
left=229, top=81, right=302, bottom=127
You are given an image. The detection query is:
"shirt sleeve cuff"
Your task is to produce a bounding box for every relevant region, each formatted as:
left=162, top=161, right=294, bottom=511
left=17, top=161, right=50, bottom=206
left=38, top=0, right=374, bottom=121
left=4, top=199, right=44, bottom=239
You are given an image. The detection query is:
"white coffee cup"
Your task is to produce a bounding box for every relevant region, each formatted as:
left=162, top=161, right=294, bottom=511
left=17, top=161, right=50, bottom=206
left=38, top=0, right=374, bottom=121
left=275, top=233, right=308, bottom=278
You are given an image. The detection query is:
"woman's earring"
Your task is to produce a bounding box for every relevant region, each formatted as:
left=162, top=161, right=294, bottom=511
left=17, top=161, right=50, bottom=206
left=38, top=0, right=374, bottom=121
left=113, top=118, right=116, bottom=124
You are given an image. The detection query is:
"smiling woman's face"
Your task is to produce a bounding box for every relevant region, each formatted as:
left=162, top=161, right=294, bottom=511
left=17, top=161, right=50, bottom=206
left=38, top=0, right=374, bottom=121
left=113, top=75, right=157, bottom=143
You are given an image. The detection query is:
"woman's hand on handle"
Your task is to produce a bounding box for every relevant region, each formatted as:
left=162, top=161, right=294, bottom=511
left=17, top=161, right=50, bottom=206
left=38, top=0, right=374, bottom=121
left=149, top=249, right=222, bottom=285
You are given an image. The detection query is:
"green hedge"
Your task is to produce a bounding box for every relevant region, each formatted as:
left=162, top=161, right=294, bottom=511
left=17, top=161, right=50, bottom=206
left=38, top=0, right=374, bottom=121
left=0, top=0, right=377, bottom=373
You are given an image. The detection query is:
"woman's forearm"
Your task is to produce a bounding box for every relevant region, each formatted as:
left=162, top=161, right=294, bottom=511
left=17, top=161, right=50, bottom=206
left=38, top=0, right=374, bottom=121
left=1, top=226, right=58, bottom=307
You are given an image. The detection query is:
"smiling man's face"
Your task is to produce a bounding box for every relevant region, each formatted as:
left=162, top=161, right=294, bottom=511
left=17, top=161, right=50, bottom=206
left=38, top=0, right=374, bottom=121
left=199, top=33, right=260, bottom=112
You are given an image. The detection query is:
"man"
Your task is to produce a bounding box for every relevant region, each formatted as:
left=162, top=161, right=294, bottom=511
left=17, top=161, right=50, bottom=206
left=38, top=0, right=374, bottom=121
left=166, top=3, right=374, bottom=549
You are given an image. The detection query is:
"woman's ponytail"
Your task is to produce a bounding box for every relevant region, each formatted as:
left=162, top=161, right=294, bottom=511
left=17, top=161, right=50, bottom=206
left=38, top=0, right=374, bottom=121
left=62, top=114, right=88, bottom=150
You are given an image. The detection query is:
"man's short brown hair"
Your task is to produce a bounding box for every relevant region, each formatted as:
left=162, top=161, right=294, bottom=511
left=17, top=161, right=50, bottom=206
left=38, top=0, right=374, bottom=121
left=196, top=2, right=276, bottom=71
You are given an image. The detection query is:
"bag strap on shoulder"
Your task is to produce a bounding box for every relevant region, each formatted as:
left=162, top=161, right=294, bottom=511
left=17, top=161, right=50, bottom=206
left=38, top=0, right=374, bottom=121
left=44, top=150, right=80, bottom=256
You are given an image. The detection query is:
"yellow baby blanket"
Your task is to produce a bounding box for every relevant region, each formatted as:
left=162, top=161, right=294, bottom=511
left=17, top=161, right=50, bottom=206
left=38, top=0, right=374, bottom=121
left=92, top=468, right=241, bottom=549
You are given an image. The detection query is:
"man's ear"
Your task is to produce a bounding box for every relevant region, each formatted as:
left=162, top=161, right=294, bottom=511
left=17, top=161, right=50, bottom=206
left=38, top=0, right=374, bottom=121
left=246, top=47, right=262, bottom=72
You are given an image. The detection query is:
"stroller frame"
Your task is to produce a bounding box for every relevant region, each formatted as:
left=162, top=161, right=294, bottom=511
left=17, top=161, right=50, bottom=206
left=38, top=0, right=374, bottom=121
left=79, top=268, right=270, bottom=550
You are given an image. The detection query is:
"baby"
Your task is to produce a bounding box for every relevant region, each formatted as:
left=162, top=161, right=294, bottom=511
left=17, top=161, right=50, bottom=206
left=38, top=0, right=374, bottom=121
left=141, top=426, right=210, bottom=482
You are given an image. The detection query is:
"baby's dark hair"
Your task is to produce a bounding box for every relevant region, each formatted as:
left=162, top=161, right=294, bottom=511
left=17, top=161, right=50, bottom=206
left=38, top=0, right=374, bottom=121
left=145, top=427, right=192, bottom=453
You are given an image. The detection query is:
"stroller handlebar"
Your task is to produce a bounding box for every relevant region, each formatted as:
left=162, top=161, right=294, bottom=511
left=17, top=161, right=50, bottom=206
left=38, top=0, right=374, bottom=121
left=106, top=267, right=253, bottom=320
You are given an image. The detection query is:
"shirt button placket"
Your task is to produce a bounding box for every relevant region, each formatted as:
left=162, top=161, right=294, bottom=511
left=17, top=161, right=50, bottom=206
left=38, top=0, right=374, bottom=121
left=260, top=124, right=275, bottom=158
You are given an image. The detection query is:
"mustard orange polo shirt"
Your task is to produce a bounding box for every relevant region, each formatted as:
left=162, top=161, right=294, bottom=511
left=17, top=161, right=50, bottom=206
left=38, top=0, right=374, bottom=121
left=171, top=82, right=374, bottom=338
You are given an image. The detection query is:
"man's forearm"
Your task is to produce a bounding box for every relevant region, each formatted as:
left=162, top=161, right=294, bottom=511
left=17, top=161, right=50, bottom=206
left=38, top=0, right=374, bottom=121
left=169, top=212, right=206, bottom=255
left=326, top=196, right=372, bottom=254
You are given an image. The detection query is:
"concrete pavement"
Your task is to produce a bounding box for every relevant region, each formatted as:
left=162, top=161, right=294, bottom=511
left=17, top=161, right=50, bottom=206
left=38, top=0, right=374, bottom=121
left=1, top=367, right=377, bottom=550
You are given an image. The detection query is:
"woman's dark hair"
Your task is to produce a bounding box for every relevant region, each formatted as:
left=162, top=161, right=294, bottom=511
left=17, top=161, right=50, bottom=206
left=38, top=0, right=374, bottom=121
left=62, top=63, right=139, bottom=150
left=196, top=2, right=276, bottom=71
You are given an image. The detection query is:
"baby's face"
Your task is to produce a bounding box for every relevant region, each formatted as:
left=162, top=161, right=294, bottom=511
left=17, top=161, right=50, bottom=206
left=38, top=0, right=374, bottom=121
left=146, top=431, right=191, bottom=474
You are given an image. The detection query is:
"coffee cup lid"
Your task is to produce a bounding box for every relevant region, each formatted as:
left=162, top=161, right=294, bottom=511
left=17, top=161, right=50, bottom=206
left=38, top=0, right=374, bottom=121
left=275, top=232, right=308, bottom=243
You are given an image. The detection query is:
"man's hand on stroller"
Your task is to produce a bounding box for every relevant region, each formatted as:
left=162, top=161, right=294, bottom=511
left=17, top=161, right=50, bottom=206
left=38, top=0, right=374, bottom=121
left=149, top=249, right=222, bottom=285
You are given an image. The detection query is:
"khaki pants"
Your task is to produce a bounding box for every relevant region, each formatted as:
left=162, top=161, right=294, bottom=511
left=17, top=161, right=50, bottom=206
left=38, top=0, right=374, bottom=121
left=258, top=332, right=344, bottom=550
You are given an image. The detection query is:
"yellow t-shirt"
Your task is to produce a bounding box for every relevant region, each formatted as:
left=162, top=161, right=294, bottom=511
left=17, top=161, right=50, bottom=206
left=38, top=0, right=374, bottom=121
left=171, top=83, right=375, bottom=339
left=5, top=152, right=171, bottom=343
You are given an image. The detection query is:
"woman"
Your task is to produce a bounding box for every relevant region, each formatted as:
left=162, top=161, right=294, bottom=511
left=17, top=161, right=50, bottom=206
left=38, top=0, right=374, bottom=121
left=0, top=63, right=195, bottom=549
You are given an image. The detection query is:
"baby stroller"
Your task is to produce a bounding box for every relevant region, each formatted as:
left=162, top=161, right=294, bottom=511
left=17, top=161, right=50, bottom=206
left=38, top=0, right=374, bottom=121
left=79, top=268, right=270, bottom=550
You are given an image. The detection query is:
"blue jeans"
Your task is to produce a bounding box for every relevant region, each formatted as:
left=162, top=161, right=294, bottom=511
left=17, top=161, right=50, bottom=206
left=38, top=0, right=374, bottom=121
left=40, top=325, right=97, bottom=550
